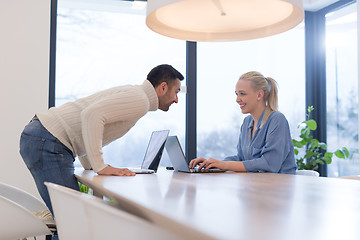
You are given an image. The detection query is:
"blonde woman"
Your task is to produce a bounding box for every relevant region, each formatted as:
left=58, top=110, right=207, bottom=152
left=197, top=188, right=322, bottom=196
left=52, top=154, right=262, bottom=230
left=190, top=71, right=296, bottom=174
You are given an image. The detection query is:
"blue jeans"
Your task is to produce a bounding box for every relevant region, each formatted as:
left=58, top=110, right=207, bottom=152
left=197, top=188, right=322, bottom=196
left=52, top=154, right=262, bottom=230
left=19, top=119, right=80, bottom=214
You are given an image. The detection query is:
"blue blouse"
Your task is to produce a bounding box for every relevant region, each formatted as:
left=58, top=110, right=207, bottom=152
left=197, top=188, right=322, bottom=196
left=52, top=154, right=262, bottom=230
left=224, top=110, right=297, bottom=174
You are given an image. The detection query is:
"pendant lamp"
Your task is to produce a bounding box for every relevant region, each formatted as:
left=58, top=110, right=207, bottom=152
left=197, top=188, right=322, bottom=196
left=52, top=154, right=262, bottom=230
left=146, top=0, right=304, bottom=42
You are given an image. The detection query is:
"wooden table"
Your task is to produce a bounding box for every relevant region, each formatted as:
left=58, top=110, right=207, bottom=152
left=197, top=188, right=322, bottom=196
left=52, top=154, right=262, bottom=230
left=337, top=175, right=360, bottom=180
left=75, top=168, right=360, bottom=240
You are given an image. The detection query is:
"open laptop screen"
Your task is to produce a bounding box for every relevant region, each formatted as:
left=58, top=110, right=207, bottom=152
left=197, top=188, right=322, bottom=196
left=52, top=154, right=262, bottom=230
left=141, top=130, right=169, bottom=171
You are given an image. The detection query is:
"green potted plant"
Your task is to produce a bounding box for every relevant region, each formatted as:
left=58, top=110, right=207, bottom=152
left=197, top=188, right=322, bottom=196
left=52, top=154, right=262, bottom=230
left=292, top=106, right=349, bottom=171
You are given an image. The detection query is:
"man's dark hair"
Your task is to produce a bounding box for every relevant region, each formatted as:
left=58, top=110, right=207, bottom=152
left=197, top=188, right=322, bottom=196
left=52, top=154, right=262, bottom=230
left=147, top=64, right=184, bottom=87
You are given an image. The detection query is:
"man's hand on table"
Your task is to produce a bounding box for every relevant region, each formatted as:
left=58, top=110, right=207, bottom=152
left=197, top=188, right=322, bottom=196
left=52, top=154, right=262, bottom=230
left=97, top=165, right=136, bottom=176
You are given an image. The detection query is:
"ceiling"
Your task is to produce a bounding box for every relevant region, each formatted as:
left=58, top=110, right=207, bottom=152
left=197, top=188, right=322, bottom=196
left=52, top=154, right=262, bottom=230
left=303, top=0, right=340, bottom=11
left=62, top=0, right=343, bottom=12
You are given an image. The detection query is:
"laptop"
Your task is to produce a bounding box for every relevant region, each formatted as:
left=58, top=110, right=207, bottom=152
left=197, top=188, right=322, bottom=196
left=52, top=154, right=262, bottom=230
left=165, top=136, right=226, bottom=173
left=128, top=130, right=170, bottom=174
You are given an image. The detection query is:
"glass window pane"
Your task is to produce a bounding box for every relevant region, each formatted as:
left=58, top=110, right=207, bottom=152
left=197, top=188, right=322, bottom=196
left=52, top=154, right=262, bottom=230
left=197, top=24, right=305, bottom=160
left=326, top=3, right=359, bottom=177
left=56, top=1, right=185, bottom=168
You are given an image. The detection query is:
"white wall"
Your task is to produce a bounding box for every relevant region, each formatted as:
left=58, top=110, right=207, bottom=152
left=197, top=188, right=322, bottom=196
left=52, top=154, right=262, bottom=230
left=0, top=0, right=51, bottom=199
left=358, top=0, right=360, bottom=174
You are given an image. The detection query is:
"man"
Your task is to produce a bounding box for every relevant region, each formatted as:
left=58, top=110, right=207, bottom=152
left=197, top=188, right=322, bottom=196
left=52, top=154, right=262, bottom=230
left=19, top=64, right=184, bottom=213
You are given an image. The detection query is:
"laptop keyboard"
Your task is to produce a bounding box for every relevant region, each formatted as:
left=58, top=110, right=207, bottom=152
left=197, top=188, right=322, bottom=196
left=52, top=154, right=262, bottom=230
left=190, top=167, right=224, bottom=173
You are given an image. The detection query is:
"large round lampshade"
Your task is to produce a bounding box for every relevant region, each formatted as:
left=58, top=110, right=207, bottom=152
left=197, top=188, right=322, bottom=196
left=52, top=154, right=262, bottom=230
left=146, top=0, right=304, bottom=42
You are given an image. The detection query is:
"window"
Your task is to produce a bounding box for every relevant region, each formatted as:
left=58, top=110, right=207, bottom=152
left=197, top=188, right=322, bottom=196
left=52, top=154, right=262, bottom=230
left=56, top=1, right=185, bottom=168
left=55, top=0, right=357, bottom=175
left=197, top=24, right=305, bottom=160
left=326, top=3, right=358, bottom=177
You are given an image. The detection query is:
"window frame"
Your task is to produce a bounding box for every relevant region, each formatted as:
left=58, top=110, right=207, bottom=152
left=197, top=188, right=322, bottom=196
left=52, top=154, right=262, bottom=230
left=305, top=0, right=356, bottom=176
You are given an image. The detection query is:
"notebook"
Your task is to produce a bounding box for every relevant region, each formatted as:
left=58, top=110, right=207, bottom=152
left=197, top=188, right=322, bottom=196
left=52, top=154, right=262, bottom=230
left=165, top=136, right=226, bottom=173
left=128, top=130, right=170, bottom=174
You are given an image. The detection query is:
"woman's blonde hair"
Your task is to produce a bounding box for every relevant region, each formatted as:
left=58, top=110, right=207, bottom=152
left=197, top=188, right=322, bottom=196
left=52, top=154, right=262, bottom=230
left=239, top=71, right=278, bottom=112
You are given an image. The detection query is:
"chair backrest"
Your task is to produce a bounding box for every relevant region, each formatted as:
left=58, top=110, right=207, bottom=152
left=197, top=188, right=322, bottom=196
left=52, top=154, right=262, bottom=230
left=296, top=170, right=320, bottom=177
left=0, top=195, right=51, bottom=240
left=0, top=181, right=48, bottom=212
left=83, top=192, right=181, bottom=240
left=45, top=182, right=182, bottom=240
left=45, top=182, right=92, bottom=240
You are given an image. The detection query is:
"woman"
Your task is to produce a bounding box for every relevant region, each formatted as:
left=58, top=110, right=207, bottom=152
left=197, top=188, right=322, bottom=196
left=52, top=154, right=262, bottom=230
left=190, top=71, right=296, bottom=174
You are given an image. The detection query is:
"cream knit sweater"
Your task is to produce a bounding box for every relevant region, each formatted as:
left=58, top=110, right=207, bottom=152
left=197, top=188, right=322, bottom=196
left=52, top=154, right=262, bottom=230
left=37, top=80, right=159, bottom=172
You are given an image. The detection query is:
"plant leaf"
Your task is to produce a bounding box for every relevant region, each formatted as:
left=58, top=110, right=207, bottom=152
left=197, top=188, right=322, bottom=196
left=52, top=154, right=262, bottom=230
left=322, top=153, right=332, bottom=164
left=318, top=142, right=327, bottom=150
left=311, top=138, right=319, bottom=144
left=308, top=105, right=314, bottom=113
left=300, top=138, right=309, bottom=145
left=334, top=148, right=350, bottom=159
left=315, top=159, right=325, bottom=165
left=309, top=139, right=319, bottom=149
left=300, top=128, right=309, bottom=138
left=324, top=152, right=333, bottom=158
left=306, top=119, right=317, bottom=130
left=342, top=147, right=350, bottom=158
left=304, top=152, right=314, bottom=158
left=294, top=149, right=299, bottom=155
left=293, top=141, right=304, bottom=148
left=334, top=150, right=344, bottom=159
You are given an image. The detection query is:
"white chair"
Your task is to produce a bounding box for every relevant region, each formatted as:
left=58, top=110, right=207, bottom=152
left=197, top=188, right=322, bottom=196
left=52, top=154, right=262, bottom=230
left=45, top=182, right=182, bottom=240
left=0, top=195, right=51, bottom=240
left=296, top=170, right=320, bottom=177
left=45, top=182, right=91, bottom=240
left=0, top=182, right=48, bottom=213
left=0, top=182, right=54, bottom=239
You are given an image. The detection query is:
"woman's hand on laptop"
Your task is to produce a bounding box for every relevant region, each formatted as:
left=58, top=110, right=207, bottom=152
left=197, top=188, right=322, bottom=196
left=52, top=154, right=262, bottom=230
left=199, top=158, right=226, bottom=170
left=97, top=165, right=136, bottom=176
left=189, top=157, right=206, bottom=169
left=190, top=158, right=227, bottom=170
